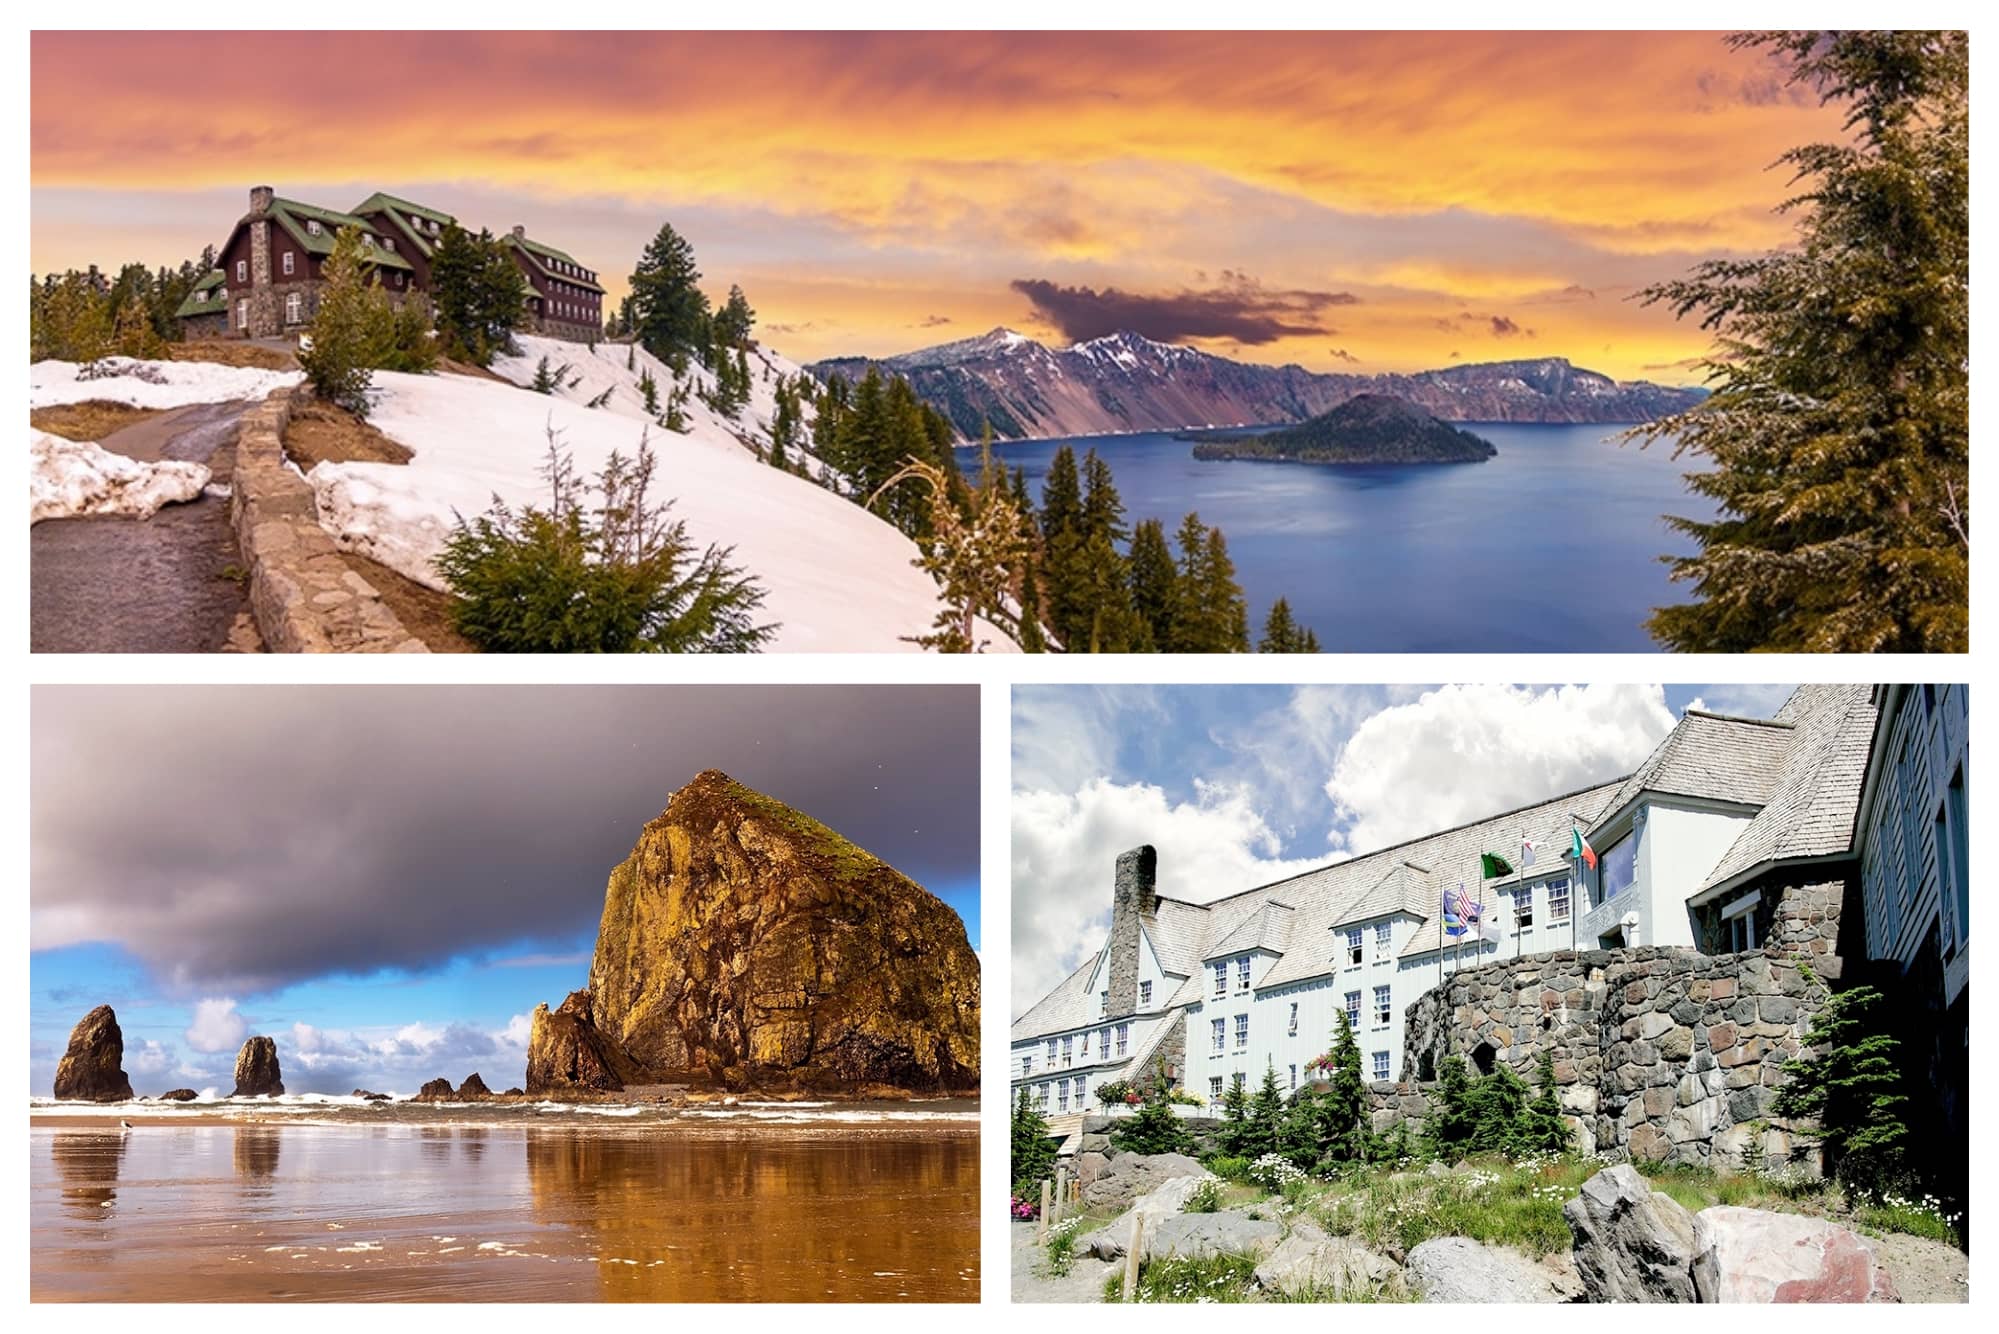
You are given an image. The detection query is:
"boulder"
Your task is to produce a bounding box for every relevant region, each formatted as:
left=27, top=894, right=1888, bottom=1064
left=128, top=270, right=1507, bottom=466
left=416, top=1077, right=454, bottom=1100
left=1081, top=1151, right=1207, bottom=1209
left=525, top=990, right=635, bottom=1094
left=53, top=1005, right=134, bottom=1102
left=1691, top=1207, right=1900, bottom=1303
left=351, top=1089, right=390, bottom=1101
left=1253, top=1220, right=1402, bottom=1298
left=156, top=1088, right=199, bottom=1102
left=230, top=1036, right=284, bottom=1097
left=568, top=770, right=980, bottom=1094
left=1082, top=1173, right=1217, bottom=1259
left=1072, top=1151, right=1109, bottom=1189
left=1406, top=1236, right=1572, bottom=1303
left=502, top=1087, right=525, bottom=1097
left=1143, top=1212, right=1282, bottom=1262
left=1564, top=1164, right=1698, bottom=1301
left=455, top=1072, right=493, bottom=1100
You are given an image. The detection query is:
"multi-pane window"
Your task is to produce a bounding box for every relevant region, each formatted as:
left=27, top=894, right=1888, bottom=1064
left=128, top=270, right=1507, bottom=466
left=1234, top=1014, right=1249, bottom=1049
left=1100, top=990, right=1109, bottom=1017
left=283, top=292, right=302, bottom=325
left=1287, top=1002, right=1299, bottom=1035
left=1515, top=888, right=1533, bottom=930
left=1100, top=1027, right=1111, bottom=1057
left=1373, top=985, right=1392, bottom=1026
left=1344, top=990, right=1361, bottom=1027
left=1236, top=956, right=1251, bottom=991
left=1289, top=1064, right=1298, bottom=1090
left=1375, top=922, right=1392, bottom=952
left=1037, top=1083, right=1049, bottom=1109
left=1601, top=832, right=1637, bottom=899
left=306, top=219, right=322, bottom=235
left=236, top=259, right=248, bottom=282
left=282, top=251, right=295, bottom=276
left=1211, top=1017, right=1226, bottom=1052
left=1372, top=1051, right=1390, bottom=1081
left=1212, top=961, right=1228, bottom=998
left=1209, top=1076, right=1223, bottom=1101
left=1058, top=1081, right=1069, bottom=1112
left=1547, top=876, right=1572, bottom=924
left=1079, top=1030, right=1090, bottom=1059
left=1074, top=1075, right=1087, bottom=1106
left=1061, top=1036, right=1073, bottom=1067
left=1345, top=928, right=1364, bottom=966
left=1021, top=1054, right=1033, bottom=1076
left=1139, top=980, right=1153, bottom=1007
left=1046, top=1038, right=1057, bottom=1064
left=236, top=299, right=249, bottom=330
left=1116, top=1024, right=1129, bottom=1057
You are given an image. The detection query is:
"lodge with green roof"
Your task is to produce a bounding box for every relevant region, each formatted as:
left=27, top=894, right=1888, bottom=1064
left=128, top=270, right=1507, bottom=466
left=189, top=185, right=604, bottom=343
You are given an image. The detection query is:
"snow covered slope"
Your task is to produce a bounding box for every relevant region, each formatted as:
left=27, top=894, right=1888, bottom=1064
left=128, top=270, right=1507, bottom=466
left=30, top=357, right=301, bottom=410
left=30, top=429, right=210, bottom=522
left=489, top=335, right=825, bottom=479
left=309, top=371, right=1005, bottom=653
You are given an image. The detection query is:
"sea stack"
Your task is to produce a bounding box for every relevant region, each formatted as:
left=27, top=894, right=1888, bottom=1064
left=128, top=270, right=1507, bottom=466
left=527, top=769, right=980, bottom=1095
left=53, top=1004, right=135, bottom=1102
left=230, top=1035, right=284, bottom=1097
left=455, top=1073, right=493, bottom=1100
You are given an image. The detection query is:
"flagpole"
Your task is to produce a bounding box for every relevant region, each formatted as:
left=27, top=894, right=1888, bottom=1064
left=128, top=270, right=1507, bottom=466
left=1570, top=820, right=1581, bottom=952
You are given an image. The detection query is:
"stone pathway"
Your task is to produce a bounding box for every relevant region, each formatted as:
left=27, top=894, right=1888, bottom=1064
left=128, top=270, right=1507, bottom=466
left=31, top=401, right=261, bottom=653
left=1010, top=1220, right=1114, bottom=1303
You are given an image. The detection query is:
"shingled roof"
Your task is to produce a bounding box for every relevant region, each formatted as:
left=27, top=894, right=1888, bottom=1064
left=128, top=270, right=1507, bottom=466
left=1594, top=709, right=1796, bottom=823
left=173, top=269, right=227, bottom=319
left=267, top=197, right=414, bottom=271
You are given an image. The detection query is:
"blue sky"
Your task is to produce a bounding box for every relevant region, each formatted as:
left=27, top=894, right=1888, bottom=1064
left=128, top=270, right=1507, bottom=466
left=1010, top=683, right=1795, bottom=1012
left=32, top=686, right=978, bottom=1097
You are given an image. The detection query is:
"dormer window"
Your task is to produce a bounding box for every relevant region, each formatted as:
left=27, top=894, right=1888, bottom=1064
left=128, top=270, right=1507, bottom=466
left=1139, top=980, right=1152, bottom=1008
left=1375, top=921, right=1392, bottom=951
left=1211, top=961, right=1227, bottom=999
left=1235, top=956, right=1251, bottom=992
left=306, top=219, right=322, bottom=236
left=361, top=234, right=374, bottom=247
left=384, top=237, right=395, bottom=252
left=1344, top=927, right=1364, bottom=967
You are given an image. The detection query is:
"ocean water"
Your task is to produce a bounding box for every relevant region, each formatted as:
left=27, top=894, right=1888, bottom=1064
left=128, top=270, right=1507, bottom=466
left=31, top=1115, right=979, bottom=1302
left=995, top=424, right=1716, bottom=653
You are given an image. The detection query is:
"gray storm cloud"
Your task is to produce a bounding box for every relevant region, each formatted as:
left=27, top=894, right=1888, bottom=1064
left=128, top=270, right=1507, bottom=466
left=32, top=685, right=978, bottom=996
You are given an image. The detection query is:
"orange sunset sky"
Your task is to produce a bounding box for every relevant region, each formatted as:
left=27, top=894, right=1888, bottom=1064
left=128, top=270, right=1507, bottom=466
left=31, top=31, right=1845, bottom=379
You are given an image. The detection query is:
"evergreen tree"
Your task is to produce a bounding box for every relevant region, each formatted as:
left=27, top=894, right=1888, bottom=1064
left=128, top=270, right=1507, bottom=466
left=1425, top=1055, right=1476, bottom=1161
left=1314, top=1008, right=1374, bottom=1170
left=638, top=368, right=659, bottom=415
left=1632, top=31, right=1967, bottom=652
left=1772, top=984, right=1910, bottom=1197
left=868, top=441, right=1030, bottom=652
left=112, top=299, right=163, bottom=359
left=298, top=227, right=396, bottom=416
left=429, top=224, right=527, bottom=365
left=714, top=283, right=756, bottom=347
left=628, top=221, right=711, bottom=368
left=1111, top=1095, right=1193, bottom=1156
left=1127, top=517, right=1178, bottom=647
left=1520, top=1049, right=1573, bottom=1154
left=1247, top=1062, right=1286, bottom=1161
left=1259, top=598, right=1299, bottom=653
left=1011, top=1086, right=1059, bottom=1198
left=1463, top=1062, right=1531, bottom=1156
left=1217, top=1074, right=1254, bottom=1157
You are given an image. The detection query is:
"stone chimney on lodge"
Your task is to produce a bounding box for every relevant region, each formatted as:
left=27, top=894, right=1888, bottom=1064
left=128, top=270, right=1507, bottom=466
left=250, top=185, right=273, bottom=216
left=1105, top=845, right=1157, bottom=1019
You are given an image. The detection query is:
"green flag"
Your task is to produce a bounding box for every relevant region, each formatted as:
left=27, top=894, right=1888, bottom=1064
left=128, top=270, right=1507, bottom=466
left=1480, top=851, right=1513, bottom=878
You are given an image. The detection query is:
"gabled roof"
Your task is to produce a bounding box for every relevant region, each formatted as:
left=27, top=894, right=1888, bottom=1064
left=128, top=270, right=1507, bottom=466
left=1332, top=861, right=1434, bottom=930
left=505, top=232, right=605, bottom=293
left=173, top=269, right=227, bottom=319
left=1695, top=685, right=1876, bottom=898
left=266, top=198, right=414, bottom=271
left=1204, top=901, right=1295, bottom=960
left=1592, top=709, right=1795, bottom=828
left=1010, top=954, right=1099, bottom=1039
left=350, top=192, right=456, bottom=259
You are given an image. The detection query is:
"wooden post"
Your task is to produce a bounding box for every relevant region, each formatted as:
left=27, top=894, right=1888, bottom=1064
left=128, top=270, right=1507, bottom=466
left=1054, top=1166, right=1067, bottom=1223
left=1122, top=1213, right=1146, bottom=1302
left=1037, top=1178, right=1051, bottom=1243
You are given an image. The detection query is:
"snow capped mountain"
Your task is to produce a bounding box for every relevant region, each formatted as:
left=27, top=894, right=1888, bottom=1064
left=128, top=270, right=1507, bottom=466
left=807, top=329, right=1705, bottom=441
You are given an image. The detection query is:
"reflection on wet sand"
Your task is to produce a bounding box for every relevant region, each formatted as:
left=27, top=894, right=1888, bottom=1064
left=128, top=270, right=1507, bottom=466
left=31, top=1121, right=978, bottom=1302
left=524, top=1129, right=980, bottom=1301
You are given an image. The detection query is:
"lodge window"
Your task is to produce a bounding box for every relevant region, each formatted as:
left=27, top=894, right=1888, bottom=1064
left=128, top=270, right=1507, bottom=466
left=1287, top=1001, right=1298, bottom=1035
left=1721, top=890, right=1760, bottom=953
left=1139, top=980, right=1152, bottom=1007
left=307, top=219, right=322, bottom=235
left=236, top=298, right=248, bottom=330
left=1057, top=1081, right=1068, bottom=1112
left=1098, top=1027, right=1110, bottom=1056
left=1375, top=921, right=1392, bottom=952
left=282, top=251, right=294, bottom=276
left=1515, top=888, right=1533, bottom=930
left=1036, top=1083, right=1048, bottom=1109
left=1235, top=956, right=1251, bottom=991
left=1074, top=1075, right=1086, bottom=1105
left=1061, top=1036, right=1072, bottom=1067
left=1600, top=831, right=1637, bottom=900
left=1021, top=1054, right=1032, bottom=1076
left=1289, top=1064, right=1297, bottom=1090
left=384, top=238, right=395, bottom=252
left=1209, top=1076, right=1223, bottom=1101
left=236, top=260, right=247, bottom=282
left=1344, top=990, right=1360, bottom=1027
left=1212, top=961, right=1227, bottom=999
left=1115, top=1024, right=1128, bottom=1056
left=1045, top=1038, right=1056, bottom=1064
left=1943, top=766, right=1969, bottom=953
left=1548, top=876, right=1572, bottom=924
left=1100, top=989, right=1108, bottom=1017
left=1210, top=1017, right=1225, bottom=1052
left=1079, top=1030, right=1090, bottom=1059
left=1373, top=985, right=1391, bottom=1027
left=1234, top=1014, right=1248, bottom=1049
left=1372, top=1051, right=1390, bottom=1081
left=1345, top=928, right=1363, bottom=967
left=283, top=292, right=302, bottom=325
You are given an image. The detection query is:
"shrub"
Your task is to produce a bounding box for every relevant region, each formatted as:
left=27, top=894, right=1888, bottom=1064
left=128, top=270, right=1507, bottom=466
left=1184, top=1179, right=1223, bottom=1214
left=1249, top=1151, right=1306, bottom=1193
left=435, top=423, right=772, bottom=653
left=1010, top=1086, right=1057, bottom=1204
left=1110, top=1097, right=1192, bottom=1156
left=1772, top=984, right=1911, bottom=1200
left=1093, top=1079, right=1136, bottom=1108
left=1202, top=1154, right=1250, bottom=1182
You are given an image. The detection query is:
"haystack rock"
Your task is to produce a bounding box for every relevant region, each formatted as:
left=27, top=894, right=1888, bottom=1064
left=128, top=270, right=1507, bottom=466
left=416, top=1077, right=454, bottom=1099
left=157, top=1088, right=199, bottom=1102
left=455, top=1072, right=493, bottom=1100
left=53, top=1005, right=135, bottom=1102
left=526, top=769, right=980, bottom=1095
left=231, top=1035, right=284, bottom=1097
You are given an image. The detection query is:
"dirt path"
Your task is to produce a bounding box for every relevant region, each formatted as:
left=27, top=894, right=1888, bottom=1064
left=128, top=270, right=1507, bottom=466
left=31, top=401, right=262, bottom=653
left=1011, top=1220, right=1114, bottom=1303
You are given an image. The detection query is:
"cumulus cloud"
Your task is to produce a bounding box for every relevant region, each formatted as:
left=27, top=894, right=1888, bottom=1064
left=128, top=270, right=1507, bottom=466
left=1010, top=777, right=1324, bottom=1014
left=1012, top=271, right=1358, bottom=345
left=1687, top=684, right=1796, bottom=719
left=128, top=1039, right=170, bottom=1076
left=280, top=1016, right=533, bottom=1094
left=184, top=997, right=247, bottom=1054
left=1322, top=684, right=1676, bottom=855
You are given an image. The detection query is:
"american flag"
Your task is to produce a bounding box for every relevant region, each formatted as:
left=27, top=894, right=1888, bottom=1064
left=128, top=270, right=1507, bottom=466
left=1449, top=882, right=1483, bottom=927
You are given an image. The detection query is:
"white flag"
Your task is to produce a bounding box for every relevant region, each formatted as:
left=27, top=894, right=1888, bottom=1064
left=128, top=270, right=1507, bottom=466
left=1520, top=837, right=1537, bottom=867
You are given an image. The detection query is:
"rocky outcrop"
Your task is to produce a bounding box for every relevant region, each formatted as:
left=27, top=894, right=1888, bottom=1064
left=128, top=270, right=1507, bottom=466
left=536, top=769, right=979, bottom=1096
left=808, top=328, right=1705, bottom=441
left=1565, top=1165, right=1698, bottom=1301
left=1406, top=1236, right=1574, bottom=1303
left=351, top=1089, right=390, bottom=1101
left=231, top=1036, right=284, bottom=1097
left=156, top=1088, right=199, bottom=1102
left=1193, top=393, right=1497, bottom=465
left=53, top=1005, right=134, bottom=1102
left=455, top=1073, right=493, bottom=1100
left=1253, top=1221, right=1402, bottom=1299
left=1080, top=1151, right=1208, bottom=1210
left=1691, top=1208, right=1900, bottom=1303
left=502, top=1087, right=525, bottom=1097
left=1081, top=1172, right=1218, bottom=1260
left=1144, top=1213, right=1283, bottom=1263
left=525, top=990, right=638, bottom=1093
left=416, top=1077, right=454, bottom=1099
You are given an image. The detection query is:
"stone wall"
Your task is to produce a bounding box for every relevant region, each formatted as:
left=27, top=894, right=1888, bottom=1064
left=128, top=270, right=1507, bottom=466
left=230, top=386, right=427, bottom=653
left=1401, top=943, right=1830, bottom=1172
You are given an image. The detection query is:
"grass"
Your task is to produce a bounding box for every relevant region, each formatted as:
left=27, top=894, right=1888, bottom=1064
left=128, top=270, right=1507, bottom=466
left=1043, top=1217, right=1086, bottom=1276
left=281, top=398, right=413, bottom=468
left=30, top=400, right=161, bottom=442
left=1103, top=1252, right=1261, bottom=1303
left=170, top=339, right=297, bottom=370
left=1854, top=1192, right=1965, bottom=1248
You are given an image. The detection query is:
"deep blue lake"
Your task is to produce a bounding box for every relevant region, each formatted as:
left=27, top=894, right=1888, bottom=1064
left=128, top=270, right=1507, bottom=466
left=993, top=424, right=1715, bottom=653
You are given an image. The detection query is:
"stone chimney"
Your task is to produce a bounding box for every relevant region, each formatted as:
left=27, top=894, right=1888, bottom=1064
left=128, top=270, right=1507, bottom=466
left=512, top=224, right=526, bottom=240
left=1105, top=845, right=1157, bottom=1019
left=249, top=185, right=273, bottom=216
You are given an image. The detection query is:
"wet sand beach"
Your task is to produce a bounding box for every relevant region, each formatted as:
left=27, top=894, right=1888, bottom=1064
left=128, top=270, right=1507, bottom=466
left=31, top=1101, right=978, bottom=1302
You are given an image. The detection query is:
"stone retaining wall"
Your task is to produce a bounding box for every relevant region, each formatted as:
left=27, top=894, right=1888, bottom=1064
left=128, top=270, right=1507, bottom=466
left=1402, top=943, right=1831, bottom=1172
left=229, top=386, right=427, bottom=653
